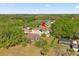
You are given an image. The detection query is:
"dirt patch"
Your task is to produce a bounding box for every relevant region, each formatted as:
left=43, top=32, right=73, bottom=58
left=0, top=45, right=41, bottom=56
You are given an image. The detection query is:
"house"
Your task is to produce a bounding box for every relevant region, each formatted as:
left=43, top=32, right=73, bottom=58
left=23, top=20, right=55, bottom=40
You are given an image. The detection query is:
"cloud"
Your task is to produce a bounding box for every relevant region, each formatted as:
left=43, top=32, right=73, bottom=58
left=45, top=4, right=51, bottom=7
left=75, top=5, right=79, bottom=8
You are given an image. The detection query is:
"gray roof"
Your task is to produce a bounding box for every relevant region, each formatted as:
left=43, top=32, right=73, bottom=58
left=26, top=33, right=40, bottom=40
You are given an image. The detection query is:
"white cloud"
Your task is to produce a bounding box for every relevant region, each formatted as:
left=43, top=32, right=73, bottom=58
left=45, top=4, right=51, bottom=7
left=75, top=5, right=79, bottom=8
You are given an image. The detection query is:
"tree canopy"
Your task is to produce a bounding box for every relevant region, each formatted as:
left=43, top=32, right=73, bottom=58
left=51, top=19, right=79, bottom=39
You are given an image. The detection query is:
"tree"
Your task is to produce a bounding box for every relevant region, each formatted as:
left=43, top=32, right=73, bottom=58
left=51, top=19, right=79, bottom=39
left=40, top=47, right=49, bottom=56
left=34, top=38, right=48, bottom=48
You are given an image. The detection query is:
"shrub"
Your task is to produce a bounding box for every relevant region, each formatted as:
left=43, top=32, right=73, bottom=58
left=34, top=38, right=48, bottom=48
left=41, top=33, right=46, bottom=37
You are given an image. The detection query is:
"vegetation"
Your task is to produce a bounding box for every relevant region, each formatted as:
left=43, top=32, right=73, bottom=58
left=34, top=37, right=50, bottom=55
left=0, top=14, right=35, bottom=48
left=34, top=38, right=48, bottom=48
left=0, top=14, right=79, bottom=55
left=51, top=18, right=79, bottom=39
left=66, top=48, right=76, bottom=56
left=40, top=46, right=49, bottom=55
left=50, top=37, right=59, bottom=47
left=41, top=33, right=46, bottom=37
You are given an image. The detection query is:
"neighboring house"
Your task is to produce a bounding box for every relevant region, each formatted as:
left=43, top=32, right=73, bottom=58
left=59, top=38, right=70, bottom=46
left=59, top=38, right=79, bottom=52
left=72, top=40, right=79, bottom=52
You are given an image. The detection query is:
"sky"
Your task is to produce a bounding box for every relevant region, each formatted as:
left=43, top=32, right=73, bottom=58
left=0, top=3, right=79, bottom=14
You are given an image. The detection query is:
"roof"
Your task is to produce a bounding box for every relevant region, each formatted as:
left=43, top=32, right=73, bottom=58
left=26, top=33, right=40, bottom=40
